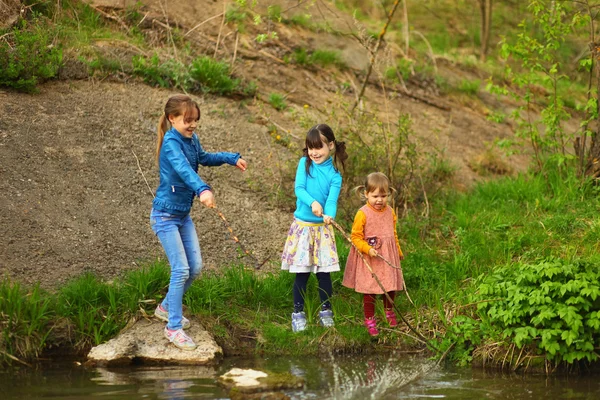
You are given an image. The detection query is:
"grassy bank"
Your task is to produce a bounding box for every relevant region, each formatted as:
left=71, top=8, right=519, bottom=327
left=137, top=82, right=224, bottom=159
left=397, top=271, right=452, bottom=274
left=0, top=259, right=418, bottom=366
left=3, top=167, right=600, bottom=371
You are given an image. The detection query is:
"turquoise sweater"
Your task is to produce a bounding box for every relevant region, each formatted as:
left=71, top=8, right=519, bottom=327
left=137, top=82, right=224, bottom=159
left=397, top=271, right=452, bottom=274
left=293, top=156, right=342, bottom=223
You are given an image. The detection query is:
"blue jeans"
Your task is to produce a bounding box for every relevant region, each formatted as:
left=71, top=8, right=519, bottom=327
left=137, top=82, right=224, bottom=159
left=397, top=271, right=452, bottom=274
left=150, top=208, right=203, bottom=330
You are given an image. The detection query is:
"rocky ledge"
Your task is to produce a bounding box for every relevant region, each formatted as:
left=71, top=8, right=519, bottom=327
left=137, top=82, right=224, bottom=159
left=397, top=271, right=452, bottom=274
left=86, top=317, right=222, bottom=366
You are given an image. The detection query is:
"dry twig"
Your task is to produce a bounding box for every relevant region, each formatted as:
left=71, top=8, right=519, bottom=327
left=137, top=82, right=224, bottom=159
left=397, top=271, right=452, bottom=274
left=184, top=12, right=224, bottom=37
left=132, top=150, right=154, bottom=197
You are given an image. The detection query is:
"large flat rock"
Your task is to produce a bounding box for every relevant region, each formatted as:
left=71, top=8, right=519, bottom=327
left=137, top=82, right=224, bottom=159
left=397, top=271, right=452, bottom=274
left=87, top=318, right=222, bottom=366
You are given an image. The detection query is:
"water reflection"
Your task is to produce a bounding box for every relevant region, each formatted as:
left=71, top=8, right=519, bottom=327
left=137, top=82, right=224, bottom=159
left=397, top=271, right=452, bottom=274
left=91, top=365, right=225, bottom=399
left=0, top=354, right=599, bottom=399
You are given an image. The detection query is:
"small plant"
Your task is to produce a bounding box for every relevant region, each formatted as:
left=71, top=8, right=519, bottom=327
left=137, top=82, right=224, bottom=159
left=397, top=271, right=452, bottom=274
left=457, top=79, right=480, bottom=95
left=225, top=3, right=247, bottom=24
left=385, top=58, right=414, bottom=82
left=311, top=49, right=344, bottom=68
left=268, top=93, right=287, bottom=111
left=132, top=54, right=192, bottom=90
left=291, top=48, right=345, bottom=69
left=285, top=13, right=312, bottom=28
left=292, top=48, right=309, bottom=65
left=84, top=54, right=123, bottom=76
left=189, top=56, right=241, bottom=95
left=267, top=5, right=282, bottom=22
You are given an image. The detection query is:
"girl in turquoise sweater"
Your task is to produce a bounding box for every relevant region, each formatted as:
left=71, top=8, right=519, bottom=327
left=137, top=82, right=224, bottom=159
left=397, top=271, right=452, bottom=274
left=281, top=124, right=348, bottom=332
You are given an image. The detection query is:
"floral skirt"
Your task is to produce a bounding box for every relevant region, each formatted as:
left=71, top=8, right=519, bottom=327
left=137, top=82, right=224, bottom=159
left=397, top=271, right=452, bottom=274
left=281, top=219, right=340, bottom=273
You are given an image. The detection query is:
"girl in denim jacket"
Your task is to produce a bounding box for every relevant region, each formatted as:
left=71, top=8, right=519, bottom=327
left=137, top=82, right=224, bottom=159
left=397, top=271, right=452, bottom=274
left=150, top=94, right=247, bottom=350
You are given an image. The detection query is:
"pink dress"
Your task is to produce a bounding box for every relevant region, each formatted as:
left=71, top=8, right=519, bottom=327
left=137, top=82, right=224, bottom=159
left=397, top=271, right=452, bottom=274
left=342, top=204, right=404, bottom=294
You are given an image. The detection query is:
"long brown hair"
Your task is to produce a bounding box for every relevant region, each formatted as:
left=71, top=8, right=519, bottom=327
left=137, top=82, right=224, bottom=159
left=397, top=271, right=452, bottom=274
left=156, top=94, right=201, bottom=164
left=302, top=124, right=348, bottom=176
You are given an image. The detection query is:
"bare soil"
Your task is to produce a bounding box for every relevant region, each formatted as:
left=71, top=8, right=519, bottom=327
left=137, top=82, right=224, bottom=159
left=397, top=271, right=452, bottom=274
left=0, top=0, right=529, bottom=289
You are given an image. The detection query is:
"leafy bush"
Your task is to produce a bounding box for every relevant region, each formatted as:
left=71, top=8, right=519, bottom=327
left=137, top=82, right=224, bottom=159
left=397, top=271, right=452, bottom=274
left=449, top=258, right=600, bottom=367
left=0, top=18, right=63, bottom=93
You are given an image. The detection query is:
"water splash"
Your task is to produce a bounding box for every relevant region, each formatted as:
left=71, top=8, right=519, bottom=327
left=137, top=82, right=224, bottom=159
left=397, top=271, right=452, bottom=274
left=325, top=356, right=437, bottom=400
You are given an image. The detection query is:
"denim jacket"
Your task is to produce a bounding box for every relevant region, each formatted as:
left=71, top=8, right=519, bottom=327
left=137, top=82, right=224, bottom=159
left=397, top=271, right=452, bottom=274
left=152, top=128, right=241, bottom=215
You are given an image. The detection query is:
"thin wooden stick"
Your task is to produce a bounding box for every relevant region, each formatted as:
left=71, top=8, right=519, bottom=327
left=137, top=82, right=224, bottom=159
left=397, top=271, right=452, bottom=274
left=132, top=150, right=155, bottom=197
left=184, top=12, right=224, bottom=37
left=330, top=219, right=435, bottom=349
left=213, top=207, right=269, bottom=269
left=260, top=115, right=302, bottom=140
left=214, top=2, right=227, bottom=58
left=352, top=0, right=402, bottom=111
left=375, top=253, right=415, bottom=306
left=231, top=30, right=239, bottom=70
left=0, top=350, right=32, bottom=367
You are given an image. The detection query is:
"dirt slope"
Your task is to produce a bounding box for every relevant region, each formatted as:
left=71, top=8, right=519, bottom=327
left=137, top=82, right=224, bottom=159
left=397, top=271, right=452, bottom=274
left=0, top=82, right=293, bottom=288
left=0, top=1, right=528, bottom=288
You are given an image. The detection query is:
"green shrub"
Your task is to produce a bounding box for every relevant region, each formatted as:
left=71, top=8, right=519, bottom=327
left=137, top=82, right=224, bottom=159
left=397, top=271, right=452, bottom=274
left=132, top=54, right=191, bottom=90
left=268, top=93, right=287, bottom=111
left=457, top=79, right=480, bottom=95
left=189, top=56, right=241, bottom=95
left=449, top=258, right=600, bottom=366
left=0, top=18, right=63, bottom=93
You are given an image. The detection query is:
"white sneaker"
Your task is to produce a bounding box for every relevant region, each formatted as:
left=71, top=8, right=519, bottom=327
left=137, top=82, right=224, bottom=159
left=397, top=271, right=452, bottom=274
left=164, top=327, right=197, bottom=351
left=154, top=305, right=191, bottom=329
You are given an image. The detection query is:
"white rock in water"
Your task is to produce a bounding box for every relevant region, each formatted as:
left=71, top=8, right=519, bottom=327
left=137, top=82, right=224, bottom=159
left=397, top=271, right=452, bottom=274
left=220, top=368, right=269, bottom=387
left=218, top=367, right=305, bottom=396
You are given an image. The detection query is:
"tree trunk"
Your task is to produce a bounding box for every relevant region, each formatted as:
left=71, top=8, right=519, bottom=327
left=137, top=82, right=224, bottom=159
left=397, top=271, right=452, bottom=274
left=586, top=42, right=600, bottom=179
left=479, top=0, right=493, bottom=62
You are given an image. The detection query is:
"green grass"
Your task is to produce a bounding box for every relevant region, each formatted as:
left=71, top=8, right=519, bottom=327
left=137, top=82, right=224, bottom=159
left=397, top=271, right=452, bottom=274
left=3, top=164, right=599, bottom=366
left=268, top=93, right=288, bottom=111
left=290, top=48, right=346, bottom=69
left=0, top=280, right=53, bottom=364
left=399, top=166, right=600, bottom=306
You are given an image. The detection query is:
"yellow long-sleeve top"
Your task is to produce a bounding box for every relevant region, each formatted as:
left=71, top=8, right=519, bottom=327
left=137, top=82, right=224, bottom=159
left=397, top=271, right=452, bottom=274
left=350, top=204, right=403, bottom=257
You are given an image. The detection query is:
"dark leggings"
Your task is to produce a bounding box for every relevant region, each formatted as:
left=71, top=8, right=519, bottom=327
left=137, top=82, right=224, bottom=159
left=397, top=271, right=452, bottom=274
left=363, top=291, right=396, bottom=319
left=293, top=272, right=333, bottom=313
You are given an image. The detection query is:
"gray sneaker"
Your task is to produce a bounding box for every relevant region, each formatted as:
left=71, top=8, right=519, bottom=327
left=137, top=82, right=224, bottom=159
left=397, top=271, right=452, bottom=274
left=319, top=309, right=335, bottom=327
left=291, top=311, right=307, bottom=332
left=164, top=327, right=197, bottom=351
left=154, top=305, right=191, bottom=329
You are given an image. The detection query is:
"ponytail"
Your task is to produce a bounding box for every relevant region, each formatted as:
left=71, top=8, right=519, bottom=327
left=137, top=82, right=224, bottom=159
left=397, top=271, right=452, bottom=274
left=156, top=113, right=170, bottom=164
left=333, top=139, right=348, bottom=173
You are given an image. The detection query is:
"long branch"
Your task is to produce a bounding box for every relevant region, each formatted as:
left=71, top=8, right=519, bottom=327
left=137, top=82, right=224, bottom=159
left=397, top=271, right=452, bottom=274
left=352, top=0, right=403, bottom=111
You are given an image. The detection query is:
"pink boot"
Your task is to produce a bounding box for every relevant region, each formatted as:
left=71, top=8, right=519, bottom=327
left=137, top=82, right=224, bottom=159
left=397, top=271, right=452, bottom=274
left=364, top=317, right=379, bottom=337
left=385, top=310, right=398, bottom=327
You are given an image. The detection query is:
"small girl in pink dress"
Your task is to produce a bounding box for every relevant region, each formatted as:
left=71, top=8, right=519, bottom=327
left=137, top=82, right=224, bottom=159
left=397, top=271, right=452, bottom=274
left=342, top=172, right=405, bottom=337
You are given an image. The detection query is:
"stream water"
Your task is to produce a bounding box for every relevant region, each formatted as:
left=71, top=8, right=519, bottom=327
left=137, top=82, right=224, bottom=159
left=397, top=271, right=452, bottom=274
left=1, top=353, right=599, bottom=399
